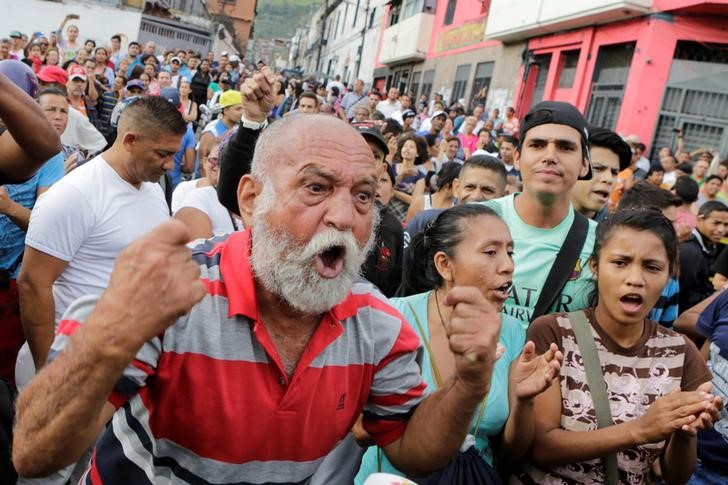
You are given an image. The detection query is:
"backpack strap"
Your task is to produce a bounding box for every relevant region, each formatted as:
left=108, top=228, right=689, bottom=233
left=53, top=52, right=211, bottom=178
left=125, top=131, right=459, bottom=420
left=531, top=212, right=589, bottom=321
left=568, top=310, right=618, bottom=485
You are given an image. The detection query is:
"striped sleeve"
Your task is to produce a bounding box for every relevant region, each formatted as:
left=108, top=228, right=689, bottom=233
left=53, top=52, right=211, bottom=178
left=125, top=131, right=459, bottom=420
left=363, top=315, right=427, bottom=447
left=49, top=294, right=162, bottom=410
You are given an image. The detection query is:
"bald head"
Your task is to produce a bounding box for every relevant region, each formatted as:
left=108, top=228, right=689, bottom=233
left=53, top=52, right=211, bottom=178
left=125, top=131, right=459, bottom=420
left=251, top=114, right=375, bottom=183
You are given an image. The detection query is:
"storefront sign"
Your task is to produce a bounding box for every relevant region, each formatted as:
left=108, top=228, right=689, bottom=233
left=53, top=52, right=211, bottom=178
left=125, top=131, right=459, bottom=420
left=436, top=17, right=487, bottom=53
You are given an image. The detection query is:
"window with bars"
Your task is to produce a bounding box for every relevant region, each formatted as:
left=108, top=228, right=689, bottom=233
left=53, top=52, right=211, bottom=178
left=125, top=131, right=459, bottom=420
left=451, top=64, right=471, bottom=103
left=650, top=45, right=728, bottom=160
left=586, top=43, right=634, bottom=129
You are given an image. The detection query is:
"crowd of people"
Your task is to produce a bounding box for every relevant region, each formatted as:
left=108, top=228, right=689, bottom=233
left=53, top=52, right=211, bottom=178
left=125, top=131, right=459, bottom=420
left=0, top=17, right=726, bottom=485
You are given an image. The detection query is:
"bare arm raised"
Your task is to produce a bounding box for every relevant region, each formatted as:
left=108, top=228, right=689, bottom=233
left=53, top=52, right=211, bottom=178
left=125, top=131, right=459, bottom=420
left=13, top=220, right=206, bottom=477
left=0, top=74, right=62, bottom=184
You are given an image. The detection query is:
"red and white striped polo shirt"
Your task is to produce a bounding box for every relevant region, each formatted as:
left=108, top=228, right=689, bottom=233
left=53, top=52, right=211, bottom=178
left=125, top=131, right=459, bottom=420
left=51, top=228, right=426, bottom=484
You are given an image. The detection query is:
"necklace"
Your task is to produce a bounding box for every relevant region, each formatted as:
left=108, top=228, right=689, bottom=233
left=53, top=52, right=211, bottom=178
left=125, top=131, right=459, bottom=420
left=434, top=289, right=448, bottom=333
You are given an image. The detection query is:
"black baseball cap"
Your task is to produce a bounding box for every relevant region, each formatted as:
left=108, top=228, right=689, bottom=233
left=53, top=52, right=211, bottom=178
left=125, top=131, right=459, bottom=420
left=357, top=125, right=388, bottom=156
left=520, top=101, right=592, bottom=180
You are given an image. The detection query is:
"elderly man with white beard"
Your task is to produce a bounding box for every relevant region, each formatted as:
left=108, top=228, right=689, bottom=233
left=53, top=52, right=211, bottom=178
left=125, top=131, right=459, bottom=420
left=12, top=108, right=505, bottom=483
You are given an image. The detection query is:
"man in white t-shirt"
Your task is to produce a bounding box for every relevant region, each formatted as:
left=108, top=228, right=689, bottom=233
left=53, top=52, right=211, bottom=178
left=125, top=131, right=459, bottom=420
left=327, top=74, right=345, bottom=99
left=9, top=31, right=25, bottom=60
left=174, top=142, right=239, bottom=239
left=376, top=87, right=402, bottom=119
left=17, top=96, right=187, bottom=383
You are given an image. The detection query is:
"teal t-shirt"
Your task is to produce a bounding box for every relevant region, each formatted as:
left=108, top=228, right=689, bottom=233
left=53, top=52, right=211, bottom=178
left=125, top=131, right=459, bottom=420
left=481, top=193, right=597, bottom=329
left=354, top=291, right=525, bottom=484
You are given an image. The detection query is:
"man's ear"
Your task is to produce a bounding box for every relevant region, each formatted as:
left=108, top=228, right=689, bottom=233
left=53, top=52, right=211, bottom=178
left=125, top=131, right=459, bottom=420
left=452, top=178, right=461, bottom=200
left=121, top=131, right=137, bottom=151
left=514, top=148, right=520, bottom=171
left=579, top=156, right=590, bottom=179
left=237, top=174, right=260, bottom=227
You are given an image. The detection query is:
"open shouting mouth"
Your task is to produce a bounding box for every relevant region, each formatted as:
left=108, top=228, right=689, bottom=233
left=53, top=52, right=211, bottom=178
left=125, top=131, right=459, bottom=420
left=619, top=293, right=644, bottom=314
left=314, top=245, right=346, bottom=279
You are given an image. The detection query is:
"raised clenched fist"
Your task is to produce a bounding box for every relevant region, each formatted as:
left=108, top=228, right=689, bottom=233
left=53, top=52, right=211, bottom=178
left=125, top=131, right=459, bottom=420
left=442, top=286, right=502, bottom=396
left=240, top=66, right=277, bottom=123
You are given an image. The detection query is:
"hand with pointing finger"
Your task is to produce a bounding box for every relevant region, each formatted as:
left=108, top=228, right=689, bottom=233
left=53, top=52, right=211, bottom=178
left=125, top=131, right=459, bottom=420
left=240, top=66, right=277, bottom=123
left=93, top=220, right=206, bottom=350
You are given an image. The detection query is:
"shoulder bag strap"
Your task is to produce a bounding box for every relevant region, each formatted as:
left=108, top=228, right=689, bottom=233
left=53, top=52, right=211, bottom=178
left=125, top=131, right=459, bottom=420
left=406, top=299, right=443, bottom=387
left=531, top=212, right=589, bottom=322
left=568, top=310, right=618, bottom=485
left=406, top=300, right=488, bottom=433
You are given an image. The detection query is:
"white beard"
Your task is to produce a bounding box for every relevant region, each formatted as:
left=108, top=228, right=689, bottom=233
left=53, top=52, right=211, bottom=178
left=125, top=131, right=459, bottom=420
left=249, top=183, right=378, bottom=314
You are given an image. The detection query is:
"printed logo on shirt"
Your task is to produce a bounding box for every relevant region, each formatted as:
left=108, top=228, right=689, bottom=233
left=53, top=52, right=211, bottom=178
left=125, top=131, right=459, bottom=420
left=569, top=258, right=582, bottom=281
left=504, top=286, right=575, bottom=323
left=337, top=393, right=346, bottom=411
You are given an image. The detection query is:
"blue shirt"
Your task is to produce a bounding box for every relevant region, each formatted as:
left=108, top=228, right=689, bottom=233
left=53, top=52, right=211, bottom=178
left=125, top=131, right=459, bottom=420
left=649, top=277, right=679, bottom=328
left=0, top=152, right=64, bottom=277
left=125, top=57, right=143, bottom=78
left=355, top=291, right=525, bottom=483
left=696, top=291, right=728, bottom=472
left=170, top=125, right=196, bottom=188
left=178, top=66, right=192, bottom=82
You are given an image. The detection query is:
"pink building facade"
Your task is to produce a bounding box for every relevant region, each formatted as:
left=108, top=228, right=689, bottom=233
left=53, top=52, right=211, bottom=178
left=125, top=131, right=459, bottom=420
left=372, top=0, right=524, bottom=112
left=494, top=0, right=728, bottom=157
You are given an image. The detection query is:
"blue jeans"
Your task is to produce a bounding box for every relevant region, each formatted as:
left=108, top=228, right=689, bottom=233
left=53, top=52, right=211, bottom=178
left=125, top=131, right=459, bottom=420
left=687, top=461, right=728, bottom=485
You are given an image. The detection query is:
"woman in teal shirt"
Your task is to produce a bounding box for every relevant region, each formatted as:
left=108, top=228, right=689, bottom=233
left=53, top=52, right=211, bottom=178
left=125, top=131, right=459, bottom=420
left=356, top=204, right=562, bottom=483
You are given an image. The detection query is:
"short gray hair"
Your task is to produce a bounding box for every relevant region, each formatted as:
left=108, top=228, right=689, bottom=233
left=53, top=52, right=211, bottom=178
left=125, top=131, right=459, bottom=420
left=251, top=113, right=362, bottom=184
left=250, top=114, right=302, bottom=183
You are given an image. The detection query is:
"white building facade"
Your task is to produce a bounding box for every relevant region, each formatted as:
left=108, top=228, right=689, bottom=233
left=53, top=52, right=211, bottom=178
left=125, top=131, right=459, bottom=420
left=293, top=0, right=388, bottom=89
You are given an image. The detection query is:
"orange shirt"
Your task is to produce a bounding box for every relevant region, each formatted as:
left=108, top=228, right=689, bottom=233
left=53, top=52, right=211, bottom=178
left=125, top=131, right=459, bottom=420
left=609, top=167, right=633, bottom=211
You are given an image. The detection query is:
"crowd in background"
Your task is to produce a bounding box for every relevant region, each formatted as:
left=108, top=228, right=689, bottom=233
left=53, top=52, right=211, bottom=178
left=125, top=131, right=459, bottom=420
left=0, top=13, right=728, bottom=485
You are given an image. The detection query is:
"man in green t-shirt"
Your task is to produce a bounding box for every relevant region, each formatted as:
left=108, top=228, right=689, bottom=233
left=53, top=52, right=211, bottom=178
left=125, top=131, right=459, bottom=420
left=481, top=101, right=597, bottom=328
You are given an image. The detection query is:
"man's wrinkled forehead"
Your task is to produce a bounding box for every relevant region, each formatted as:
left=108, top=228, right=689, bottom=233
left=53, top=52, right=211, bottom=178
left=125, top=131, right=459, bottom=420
left=276, top=126, right=375, bottom=172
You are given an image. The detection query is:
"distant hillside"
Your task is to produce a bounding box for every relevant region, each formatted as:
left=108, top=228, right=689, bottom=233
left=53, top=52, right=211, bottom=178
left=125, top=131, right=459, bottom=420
left=255, top=0, right=320, bottom=40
